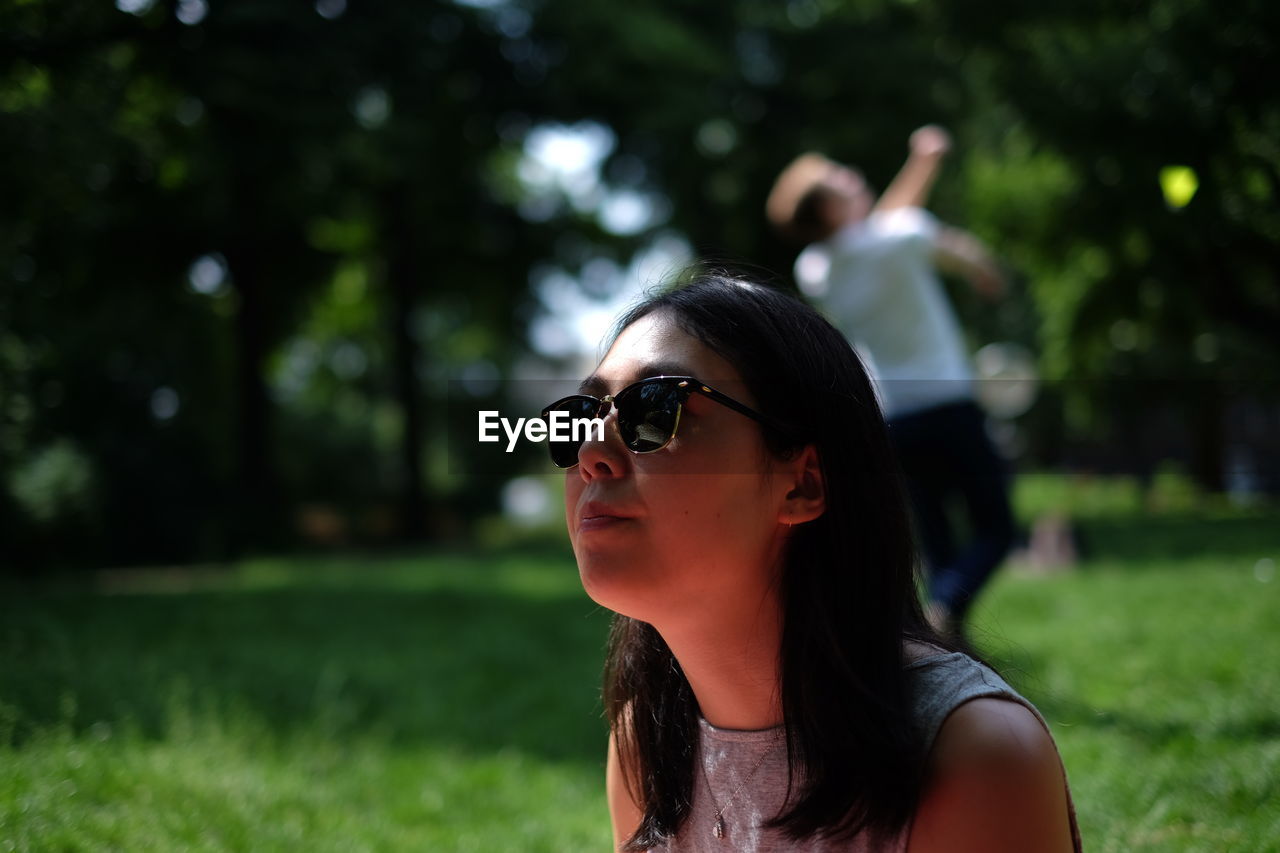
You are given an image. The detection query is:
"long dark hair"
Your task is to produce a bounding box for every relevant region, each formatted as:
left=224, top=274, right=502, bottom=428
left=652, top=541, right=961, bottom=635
left=603, top=271, right=954, bottom=849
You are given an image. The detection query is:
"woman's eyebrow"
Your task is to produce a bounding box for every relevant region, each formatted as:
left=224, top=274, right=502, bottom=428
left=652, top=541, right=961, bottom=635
left=578, top=362, right=695, bottom=395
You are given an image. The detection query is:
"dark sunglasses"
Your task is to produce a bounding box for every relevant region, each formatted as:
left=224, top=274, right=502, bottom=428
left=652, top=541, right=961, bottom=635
left=540, top=375, right=790, bottom=469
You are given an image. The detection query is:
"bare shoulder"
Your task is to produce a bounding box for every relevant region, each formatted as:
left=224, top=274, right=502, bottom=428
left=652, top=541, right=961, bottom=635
left=931, top=696, right=1057, bottom=766
left=907, top=697, right=1075, bottom=853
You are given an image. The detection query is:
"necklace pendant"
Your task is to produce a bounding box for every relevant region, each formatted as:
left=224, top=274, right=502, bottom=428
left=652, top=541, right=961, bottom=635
left=713, top=815, right=725, bottom=839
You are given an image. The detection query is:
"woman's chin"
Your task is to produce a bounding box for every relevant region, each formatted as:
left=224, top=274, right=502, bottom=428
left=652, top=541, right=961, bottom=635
left=576, top=558, right=663, bottom=619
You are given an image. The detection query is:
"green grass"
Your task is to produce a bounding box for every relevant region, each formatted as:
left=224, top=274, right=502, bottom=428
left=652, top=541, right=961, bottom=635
left=975, top=548, right=1280, bottom=851
left=1, top=552, right=614, bottom=852
left=2, top=504, right=1279, bottom=851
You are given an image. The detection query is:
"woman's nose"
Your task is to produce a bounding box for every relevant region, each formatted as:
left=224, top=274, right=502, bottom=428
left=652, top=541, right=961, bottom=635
left=576, top=399, right=628, bottom=481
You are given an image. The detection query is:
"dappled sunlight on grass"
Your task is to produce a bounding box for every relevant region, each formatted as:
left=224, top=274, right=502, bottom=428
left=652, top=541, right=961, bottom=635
left=1, top=546, right=613, bottom=850
left=3, top=506, right=1279, bottom=849
left=974, top=524, right=1280, bottom=851
left=3, top=547, right=605, bottom=757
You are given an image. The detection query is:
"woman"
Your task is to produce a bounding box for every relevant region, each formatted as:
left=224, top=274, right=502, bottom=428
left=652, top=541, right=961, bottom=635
left=540, top=273, right=1080, bottom=852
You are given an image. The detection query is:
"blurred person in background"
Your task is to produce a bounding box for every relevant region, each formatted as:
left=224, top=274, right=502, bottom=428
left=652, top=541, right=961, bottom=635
left=767, top=127, right=1014, bottom=643
left=540, top=274, right=1079, bottom=851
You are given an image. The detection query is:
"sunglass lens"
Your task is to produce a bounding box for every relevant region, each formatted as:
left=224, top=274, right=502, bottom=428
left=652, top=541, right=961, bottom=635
left=617, top=381, right=682, bottom=452
left=545, top=397, right=598, bottom=468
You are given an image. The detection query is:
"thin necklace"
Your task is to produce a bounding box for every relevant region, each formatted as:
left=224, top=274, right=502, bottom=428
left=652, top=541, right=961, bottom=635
left=702, top=732, right=784, bottom=841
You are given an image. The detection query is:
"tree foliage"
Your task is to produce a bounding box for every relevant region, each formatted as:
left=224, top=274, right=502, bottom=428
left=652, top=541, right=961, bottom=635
left=2, top=0, right=1275, bottom=569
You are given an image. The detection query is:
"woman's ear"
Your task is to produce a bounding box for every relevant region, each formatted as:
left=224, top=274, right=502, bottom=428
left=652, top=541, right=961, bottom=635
left=780, top=444, right=825, bottom=525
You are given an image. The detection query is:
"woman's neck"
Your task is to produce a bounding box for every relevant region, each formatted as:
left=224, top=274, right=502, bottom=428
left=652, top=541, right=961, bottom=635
left=657, top=590, right=785, bottom=731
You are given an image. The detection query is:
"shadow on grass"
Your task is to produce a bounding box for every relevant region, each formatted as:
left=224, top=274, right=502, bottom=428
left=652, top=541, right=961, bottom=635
left=0, top=579, right=612, bottom=764
left=978, top=644, right=1280, bottom=749
left=9, top=510, right=1275, bottom=768
left=1075, top=512, right=1280, bottom=564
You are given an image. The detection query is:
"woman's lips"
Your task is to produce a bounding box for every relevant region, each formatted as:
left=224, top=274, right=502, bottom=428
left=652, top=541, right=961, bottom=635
left=578, top=515, right=633, bottom=532
left=578, top=501, right=638, bottom=533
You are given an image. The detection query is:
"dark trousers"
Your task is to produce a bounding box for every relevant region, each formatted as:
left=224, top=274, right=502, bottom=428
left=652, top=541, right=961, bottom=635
left=888, top=400, right=1014, bottom=622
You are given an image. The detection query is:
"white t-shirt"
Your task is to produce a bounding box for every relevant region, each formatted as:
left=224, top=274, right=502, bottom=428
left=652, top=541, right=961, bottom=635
left=794, top=207, right=974, bottom=418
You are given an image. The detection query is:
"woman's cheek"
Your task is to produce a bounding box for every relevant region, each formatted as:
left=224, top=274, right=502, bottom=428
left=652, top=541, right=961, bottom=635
left=563, top=471, right=583, bottom=530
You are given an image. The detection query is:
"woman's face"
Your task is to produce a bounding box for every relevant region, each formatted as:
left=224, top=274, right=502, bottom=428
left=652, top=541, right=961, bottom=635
left=564, top=310, right=793, bottom=625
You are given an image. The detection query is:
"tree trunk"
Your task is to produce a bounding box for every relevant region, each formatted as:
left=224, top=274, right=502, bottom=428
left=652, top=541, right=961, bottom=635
left=227, top=244, right=277, bottom=552
left=1188, top=377, right=1226, bottom=493
left=384, top=184, right=428, bottom=541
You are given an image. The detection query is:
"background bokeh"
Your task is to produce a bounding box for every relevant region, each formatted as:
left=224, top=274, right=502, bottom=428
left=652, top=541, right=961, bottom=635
left=3, top=0, right=1278, bottom=567
left=2, top=1, right=1278, bottom=850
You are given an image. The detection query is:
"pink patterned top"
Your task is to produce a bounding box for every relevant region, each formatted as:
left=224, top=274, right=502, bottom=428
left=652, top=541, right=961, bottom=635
left=648, top=652, right=1083, bottom=852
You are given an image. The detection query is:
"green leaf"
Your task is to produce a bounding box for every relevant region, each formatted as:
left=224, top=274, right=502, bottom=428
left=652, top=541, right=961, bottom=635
left=1159, top=165, right=1199, bottom=209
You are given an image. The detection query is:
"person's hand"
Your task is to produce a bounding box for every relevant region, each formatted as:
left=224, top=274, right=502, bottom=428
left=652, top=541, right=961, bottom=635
left=909, top=125, right=952, bottom=159
left=972, top=259, right=1008, bottom=300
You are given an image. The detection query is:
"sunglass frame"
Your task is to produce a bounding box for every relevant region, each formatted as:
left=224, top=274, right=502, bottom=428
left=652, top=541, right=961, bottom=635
left=540, top=375, right=791, bottom=469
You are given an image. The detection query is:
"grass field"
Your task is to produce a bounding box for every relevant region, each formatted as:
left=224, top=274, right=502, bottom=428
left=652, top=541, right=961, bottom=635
left=2, top=495, right=1278, bottom=851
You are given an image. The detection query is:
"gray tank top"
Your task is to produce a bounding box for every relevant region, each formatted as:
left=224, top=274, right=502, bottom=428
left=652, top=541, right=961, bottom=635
left=649, top=652, right=1082, bottom=852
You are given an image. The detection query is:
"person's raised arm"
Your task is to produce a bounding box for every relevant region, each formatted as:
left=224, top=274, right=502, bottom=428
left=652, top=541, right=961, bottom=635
left=874, top=125, right=952, bottom=214
left=932, top=225, right=1007, bottom=301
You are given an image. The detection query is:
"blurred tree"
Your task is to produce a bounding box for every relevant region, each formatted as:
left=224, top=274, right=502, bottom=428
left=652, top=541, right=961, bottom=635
left=533, top=0, right=966, bottom=275
left=3, top=0, right=1276, bottom=570
left=1, top=0, right=550, bottom=568
left=533, top=0, right=1279, bottom=489
left=2, top=1, right=353, bottom=562
left=1, top=1, right=238, bottom=566
left=323, top=0, right=552, bottom=539
left=934, top=0, right=1280, bottom=488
